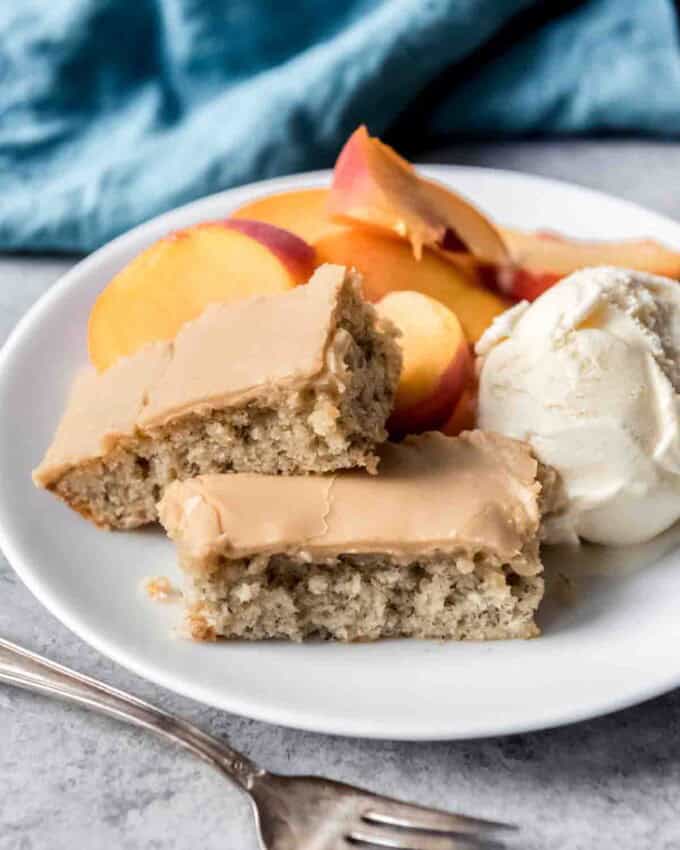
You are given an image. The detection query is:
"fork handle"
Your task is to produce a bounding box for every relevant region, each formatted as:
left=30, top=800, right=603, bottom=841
left=0, top=637, right=261, bottom=791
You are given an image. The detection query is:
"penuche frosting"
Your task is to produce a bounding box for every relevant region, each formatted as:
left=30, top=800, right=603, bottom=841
left=34, top=264, right=356, bottom=487
left=158, top=430, right=543, bottom=573
left=139, top=263, right=353, bottom=428
left=33, top=343, right=171, bottom=487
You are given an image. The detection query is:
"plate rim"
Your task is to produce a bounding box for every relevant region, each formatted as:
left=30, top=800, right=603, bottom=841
left=2, top=164, right=680, bottom=741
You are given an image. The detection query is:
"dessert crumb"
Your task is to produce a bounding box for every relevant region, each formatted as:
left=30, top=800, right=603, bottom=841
left=144, top=575, right=180, bottom=602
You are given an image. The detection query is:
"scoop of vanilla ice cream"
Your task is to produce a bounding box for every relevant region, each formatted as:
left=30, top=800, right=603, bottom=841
left=476, top=266, right=680, bottom=545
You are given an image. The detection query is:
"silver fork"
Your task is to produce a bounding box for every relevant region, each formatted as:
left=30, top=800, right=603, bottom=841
left=0, top=637, right=516, bottom=850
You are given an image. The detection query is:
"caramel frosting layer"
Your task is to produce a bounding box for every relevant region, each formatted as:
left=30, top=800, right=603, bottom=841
left=34, top=264, right=355, bottom=487
left=158, top=431, right=543, bottom=571
left=140, top=263, right=350, bottom=428
left=33, top=344, right=171, bottom=487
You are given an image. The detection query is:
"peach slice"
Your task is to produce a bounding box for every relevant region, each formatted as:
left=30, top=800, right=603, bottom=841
left=231, top=188, right=344, bottom=244
left=329, top=126, right=508, bottom=264
left=441, top=383, right=478, bottom=437
left=314, top=227, right=510, bottom=343
left=499, top=227, right=680, bottom=300
left=376, top=291, right=472, bottom=438
left=88, top=220, right=315, bottom=372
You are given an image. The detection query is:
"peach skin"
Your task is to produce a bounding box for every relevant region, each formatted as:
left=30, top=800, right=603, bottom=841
left=329, top=126, right=508, bottom=264
left=376, top=291, right=472, bottom=438
left=499, top=227, right=680, bottom=301
left=88, top=220, right=316, bottom=372
left=441, top=383, right=478, bottom=437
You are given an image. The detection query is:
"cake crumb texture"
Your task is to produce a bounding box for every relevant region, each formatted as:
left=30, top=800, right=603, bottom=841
left=183, top=553, right=543, bottom=642
left=159, top=430, right=550, bottom=642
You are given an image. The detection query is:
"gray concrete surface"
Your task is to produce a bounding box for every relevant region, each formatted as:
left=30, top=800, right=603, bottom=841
left=2, top=142, right=680, bottom=850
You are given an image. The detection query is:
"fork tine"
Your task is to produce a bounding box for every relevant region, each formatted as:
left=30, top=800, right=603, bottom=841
left=361, top=799, right=516, bottom=836
left=347, top=823, right=508, bottom=850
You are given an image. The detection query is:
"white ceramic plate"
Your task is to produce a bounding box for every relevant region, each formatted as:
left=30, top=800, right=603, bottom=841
left=2, top=167, right=680, bottom=741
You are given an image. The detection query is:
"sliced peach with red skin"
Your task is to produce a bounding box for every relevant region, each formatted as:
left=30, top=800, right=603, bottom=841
left=88, top=220, right=315, bottom=372
left=498, top=227, right=680, bottom=300
left=232, top=188, right=343, bottom=244
left=329, top=126, right=508, bottom=264
left=376, top=291, right=473, bottom=438
left=231, top=185, right=512, bottom=326
left=314, top=227, right=510, bottom=343
left=499, top=268, right=562, bottom=303
left=441, top=383, right=478, bottom=437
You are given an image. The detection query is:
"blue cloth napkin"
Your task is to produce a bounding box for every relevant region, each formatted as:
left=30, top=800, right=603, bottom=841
left=1, top=0, right=679, bottom=253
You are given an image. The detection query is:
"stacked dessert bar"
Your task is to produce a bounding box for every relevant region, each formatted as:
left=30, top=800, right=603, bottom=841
left=35, top=264, right=551, bottom=641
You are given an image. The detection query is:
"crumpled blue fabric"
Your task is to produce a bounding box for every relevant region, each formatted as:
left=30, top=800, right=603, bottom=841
left=1, top=0, right=679, bottom=253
